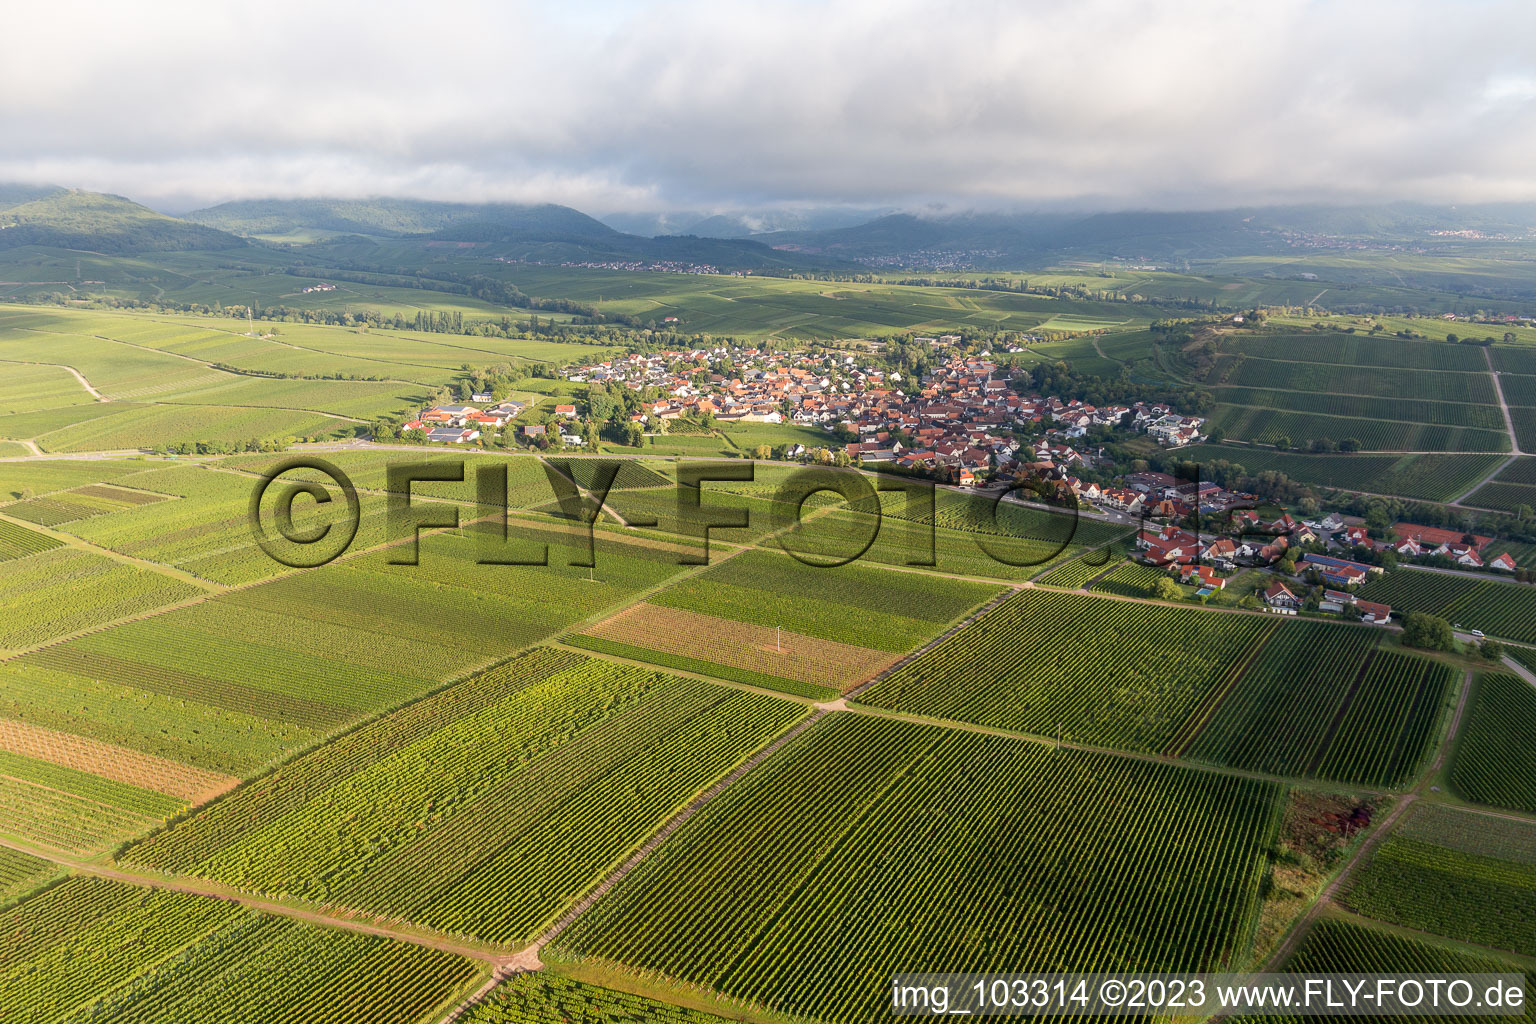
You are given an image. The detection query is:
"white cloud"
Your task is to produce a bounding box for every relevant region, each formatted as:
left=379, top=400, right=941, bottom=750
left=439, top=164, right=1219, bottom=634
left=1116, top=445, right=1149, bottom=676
left=2, top=0, right=1533, bottom=212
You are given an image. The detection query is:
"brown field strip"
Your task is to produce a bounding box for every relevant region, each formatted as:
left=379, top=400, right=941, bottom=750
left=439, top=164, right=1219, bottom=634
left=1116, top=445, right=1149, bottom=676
left=583, top=602, right=896, bottom=690
left=0, top=718, right=236, bottom=802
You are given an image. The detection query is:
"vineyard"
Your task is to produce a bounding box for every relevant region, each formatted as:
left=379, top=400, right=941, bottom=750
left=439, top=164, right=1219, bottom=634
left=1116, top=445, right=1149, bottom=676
left=0, top=876, right=479, bottom=1024
left=808, top=509, right=1111, bottom=580
left=1212, top=385, right=1506, bottom=429
left=1311, top=650, right=1456, bottom=787
left=1356, top=570, right=1536, bottom=645
left=1342, top=804, right=1536, bottom=959
left=1262, top=916, right=1533, bottom=1024
left=0, top=517, right=694, bottom=776
left=1037, top=551, right=1123, bottom=589
left=1215, top=356, right=1498, bottom=404
left=1205, top=404, right=1510, bottom=453
left=0, top=547, right=202, bottom=652
left=1183, top=623, right=1378, bottom=772
left=463, top=974, right=738, bottom=1024
left=0, top=745, right=189, bottom=853
left=1088, top=559, right=1171, bottom=598
left=1449, top=672, right=1536, bottom=813
left=645, top=547, right=1001, bottom=653
left=1121, top=446, right=1508, bottom=503
left=1186, top=637, right=1453, bottom=787
left=555, top=714, right=1283, bottom=1024
left=1225, top=334, right=1492, bottom=372
left=0, top=519, right=61, bottom=562
left=4, top=484, right=169, bottom=527
left=0, top=845, right=55, bottom=905
left=124, top=650, right=806, bottom=946
left=857, top=589, right=1273, bottom=752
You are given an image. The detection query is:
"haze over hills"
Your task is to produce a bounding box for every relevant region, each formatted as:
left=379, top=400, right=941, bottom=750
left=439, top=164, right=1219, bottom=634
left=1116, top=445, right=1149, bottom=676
left=8, top=183, right=1536, bottom=285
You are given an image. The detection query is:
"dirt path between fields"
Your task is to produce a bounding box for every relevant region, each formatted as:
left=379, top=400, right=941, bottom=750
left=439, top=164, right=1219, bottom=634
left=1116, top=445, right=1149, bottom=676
left=1254, top=666, right=1477, bottom=978
left=1486, top=346, right=1524, bottom=456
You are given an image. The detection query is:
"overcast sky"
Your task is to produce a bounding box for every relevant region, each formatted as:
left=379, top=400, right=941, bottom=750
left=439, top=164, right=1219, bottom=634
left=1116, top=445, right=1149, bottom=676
left=2, top=0, right=1534, bottom=215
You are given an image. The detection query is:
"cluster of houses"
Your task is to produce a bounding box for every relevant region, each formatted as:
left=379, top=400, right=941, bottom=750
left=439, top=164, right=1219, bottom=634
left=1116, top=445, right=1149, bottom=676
left=403, top=399, right=535, bottom=445
left=562, top=346, right=1203, bottom=485
left=1126, top=495, right=1523, bottom=622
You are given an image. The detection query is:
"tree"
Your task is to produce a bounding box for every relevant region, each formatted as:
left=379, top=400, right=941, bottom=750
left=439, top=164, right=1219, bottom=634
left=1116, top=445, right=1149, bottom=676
left=1339, top=437, right=1363, bottom=452
left=1153, top=577, right=1184, bottom=602
left=1273, top=434, right=1293, bottom=450
left=1479, top=639, right=1506, bottom=662
left=752, top=443, right=772, bottom=461
left=1402, top=611, right=1454, bottom=652
left=624, top=422, right=645, bottom=448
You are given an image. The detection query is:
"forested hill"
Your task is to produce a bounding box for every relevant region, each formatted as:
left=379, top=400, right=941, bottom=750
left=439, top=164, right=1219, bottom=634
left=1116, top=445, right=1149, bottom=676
left=189, top=196, right=853, bottom=272
left=0, top=188, right=244, bottom=253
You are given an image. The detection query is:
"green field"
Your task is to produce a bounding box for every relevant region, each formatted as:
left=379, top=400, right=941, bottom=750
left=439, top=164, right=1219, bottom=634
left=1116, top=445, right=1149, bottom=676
left=463, top=974, right=740, bottom=1024
left=1258, top=916, right=1534, bottom=1024
left=1342, top=804, right=1536, bottom=959
left=555, top=714, right=1282, bottom=1023
left=1190, top=331, right=1509, bottom=453
left=856, top=588, right=1274, bottom=753
left=1355, top=570, right=1536, bottom=645
left=0, top=875, right=479, bottom=1023
left=125, top=649, right=804, bottom=945
left=1170, top=447, right=1504, bottom=504
left=1449, top=672, right=1536, bottom=813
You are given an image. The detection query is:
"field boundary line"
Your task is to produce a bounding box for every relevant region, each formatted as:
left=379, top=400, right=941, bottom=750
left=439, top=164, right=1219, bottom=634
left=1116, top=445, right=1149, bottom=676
left=1303, top=648, right=1380, bottom=777
left=1165, top=619, right=1281, bottom=758
left=512, top=707, right=830, bottom=968
left=1486, top=345, right=1526, bottom=457
left=843, top=585, right=1021, bottom=701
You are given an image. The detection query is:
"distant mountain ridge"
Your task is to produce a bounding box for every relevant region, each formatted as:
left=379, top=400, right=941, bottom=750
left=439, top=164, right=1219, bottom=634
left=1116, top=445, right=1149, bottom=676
left=0, top=188, right=243, bottom=254
left=189, top=196, right=851, bottom=271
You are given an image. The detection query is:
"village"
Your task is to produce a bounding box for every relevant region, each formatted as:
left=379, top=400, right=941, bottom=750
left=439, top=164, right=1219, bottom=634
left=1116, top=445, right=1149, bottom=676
left=392, top=341, right=1522, bottom=631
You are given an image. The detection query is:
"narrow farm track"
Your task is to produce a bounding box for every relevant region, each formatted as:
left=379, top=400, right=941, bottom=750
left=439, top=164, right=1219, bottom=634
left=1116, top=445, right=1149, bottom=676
left=1259, top=793, right=1418, bottom=975
left=1486, top=345, right=1526, bottom=456
left=0, top=356, right=106, bottom=401
left=844, top=585, right=1021, bottom=700
left=1254, top=667, right=1478, bottom=982
left=1502, top=653, right=1536, bottom=690
left=1452, top=453, right=1518, bottom=506
left=0, top=834, right=511, bottom=966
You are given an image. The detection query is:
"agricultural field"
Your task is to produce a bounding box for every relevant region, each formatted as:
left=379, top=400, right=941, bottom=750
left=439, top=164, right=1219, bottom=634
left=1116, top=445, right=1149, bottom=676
left=1355, top=569, right=1536, bottom=645
left=1263, top=916, right=1534, bottom=1022
left=0, top=515, right=692, bottom=778
left=1465, top=455, right=1536, bottom=513
left=0, top=846, right=55, bottom=906
left=0, top=518, right=62, bottom=561
left=1449, top=672, right=1536, bottom=813
left=0, top=546, right=203, bottom=654
left=1088, top=559, right=1173, bottom=597
left=1342, top=804, right=1536, bottom=959
left=0, top=876, right=480, bottom=1024
left=1037, top=550, right=1124, bottom=588
left=572, top=548, right=997, bottom=698
left=1190, top=331, right=1509, bottom=453
left=1205, top=405, right=1509, bottom=453
left=555, top=714, right=1283, bottom=1023
left=479, top=264, right=1151, bottom=339
left=4, top=482, right=168, bottom=526
left=1185, top=638, right=1454, bottom=788
left=856, top=588, right=1273, bottom=752
left=463, top=974, right=742, bottom=1024
left=0, top=361, right=98, bottom=414
left=125, top=649, right=805, bottom=946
